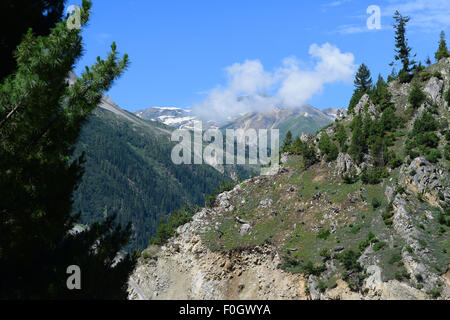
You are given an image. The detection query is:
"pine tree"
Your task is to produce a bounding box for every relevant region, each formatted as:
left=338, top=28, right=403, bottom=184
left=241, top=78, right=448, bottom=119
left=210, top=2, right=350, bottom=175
left=335, top=123, right=347, bottom=151
left=354, top=64, right=373, bottom=93
left=371, top=74, right=392, bottom=111
left=282, top=131, right=293, bottom=153
left=435, top=30, right=450, bottom=61
left=0, top=0, right=67, bottom=81
left=0, top=0, right=136, bottom=299
left=409, top=82, right=426, bottom=108
left=391, top=11, right=416, bottom=82
left=348, top=64, right=372, bottom=114
left=349, top=115, right=366, bottom=163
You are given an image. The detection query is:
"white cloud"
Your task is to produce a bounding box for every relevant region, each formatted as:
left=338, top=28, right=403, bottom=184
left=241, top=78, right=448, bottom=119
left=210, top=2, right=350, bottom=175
left=383, top=0, right=450, bottom=32
left=192, top=43, right=356, bottom=122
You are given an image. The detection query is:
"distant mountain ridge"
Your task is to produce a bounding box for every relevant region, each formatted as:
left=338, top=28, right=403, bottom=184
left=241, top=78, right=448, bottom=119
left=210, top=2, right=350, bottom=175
left=135, top=105, right=345, bottom=139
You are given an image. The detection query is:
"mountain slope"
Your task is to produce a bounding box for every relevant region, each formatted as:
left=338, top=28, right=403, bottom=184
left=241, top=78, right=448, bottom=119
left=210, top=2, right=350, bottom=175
left=129, top=58, right=450, bottom=300
left=73, top=99, right=229, bottom=251
left=222, top=105, right=337, bottom=141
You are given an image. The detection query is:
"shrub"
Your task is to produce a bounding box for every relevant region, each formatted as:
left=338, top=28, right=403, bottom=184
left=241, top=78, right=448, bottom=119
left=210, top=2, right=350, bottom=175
left=150, top=205, right=200, bottom=245
left=425, top=148, right=441, bottom=163
left=420, top=70, right=432, bottom=82
left=444, top=89, right=450, bottom=105
left=372, top=198, right=381, bottom=209
left=337, top=250, right=362, bottom=272
left=444, top=144, right=450, bottom=161
left=342, top=168, right=358, bottom=184
left=395, top=268, right=410, bottom=281
left=398, top=69, right=411, bottom=83
left=428, top=289, right=442, bottom=299
left=373, top=242, right=387, bottom=251
left=317, top=280, right=328, bottom=293
left=300, top=261, right=327, bottom=276
left=361, top=167, right=388, bottom=185
left=408, top=82, right=426, bottom=108
left=389, top=253, right=402, bottom=265
left=432, top=71, right=443, bottom=80
left=317, top=229, right=331, bottom=240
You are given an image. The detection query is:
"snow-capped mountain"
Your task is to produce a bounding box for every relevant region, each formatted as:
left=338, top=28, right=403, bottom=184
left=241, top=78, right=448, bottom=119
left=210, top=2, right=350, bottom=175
left=135, top=107, right=198, bottom=129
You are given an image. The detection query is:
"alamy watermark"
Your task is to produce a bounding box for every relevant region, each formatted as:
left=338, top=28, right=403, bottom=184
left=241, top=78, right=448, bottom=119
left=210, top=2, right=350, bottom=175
left=367, top=5, right=381, bottom=30
left=66, top=265, right=81, bottom=290
left=66, top=5, right=81, bottom=30
left=171, top=122, right=280, bottom=176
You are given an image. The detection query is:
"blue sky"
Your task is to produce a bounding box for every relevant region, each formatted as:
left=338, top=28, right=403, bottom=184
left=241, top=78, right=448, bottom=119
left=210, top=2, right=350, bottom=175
left=69, top=0, right=449, bottom=114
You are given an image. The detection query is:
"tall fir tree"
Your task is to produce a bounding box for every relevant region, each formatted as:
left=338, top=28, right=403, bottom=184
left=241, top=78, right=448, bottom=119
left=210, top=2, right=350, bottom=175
left=391, top=11, right=416, bottom=82
left=0, top=0, right=137, bottom=299
left=354, top=64, right=373, bottom=93
left=435, top=30, right=450, bottom=61
left=348, top=64, right=372, bottom=114
left=282, top=131, right=293, bottom=153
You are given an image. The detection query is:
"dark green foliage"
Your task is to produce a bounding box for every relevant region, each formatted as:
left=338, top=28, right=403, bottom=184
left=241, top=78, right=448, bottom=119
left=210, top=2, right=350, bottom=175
left=420, top=70, right=433, bottom=82
left=371, top=74, right=393, bottom=111
left=319, top=248, right=331, bottom=261
left=290, top=135, right=317, bottom=167
left=392, top=11, right=416, bottom=80
left=282, top=130, right=293, bottom=153
left=373, top=242, right=387, bottom=251
left=335, top=123, right=347, bottom=150
left=425, top=148, right=441, bottom=163
left=318, top=132, right=339, bottom=162
left=337, top=250, right=362, bottom=272
left=389, top=253, right=402, bottom=265
left=372, top=198, right=381, bottom=209
left=444, top=144, right=450, bottom=161
left=0, top=1, right=137, bottom=299
left=358, top=232, right=379, bottom=252
left=349, top=115, right=366, bottom=163
left=428, top=289, right=442, bottom=299
left=444, top=88, right=450, bottom=105
left=348, top=90, right=364, bottom=114
left=382, top=211, right=395, bottom=227
left=406, top=111, right=441, bottom=161
left=408, top=82, right=426, bottom=108
left=388, top=151, right=403, bottom=169
left=380, top=106, right=399, bottom=132
left=354, top=64, right=373, bottom=93
left=150, top=206, right=200, bottom=245
left=317, top=229, right=331, bottom=240
left=299, top=261, right=326, bottom=276
left=395, top=268, right=410, bottom=281
left=432, top=71, right=443, bottom=80
left=360, top=166, right=388, bottom=185
left=435, top=31, right=450, bottom=61
left=342, top=168, right=358, bottom=184
left=0, top=0, right=67, bottom=81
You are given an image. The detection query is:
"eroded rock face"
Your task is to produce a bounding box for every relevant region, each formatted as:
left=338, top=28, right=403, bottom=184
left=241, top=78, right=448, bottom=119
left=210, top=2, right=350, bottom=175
left=128, top=240, right=308, bottom=300
left=424, top=77, right=443, bottom=103
left=336, top=153, right=360, bottom=176
left=399, top=157, right=447, bottom=206
left=353, top=94, right=377, bottom=119
left=363, top=266, right=428, bottom=300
